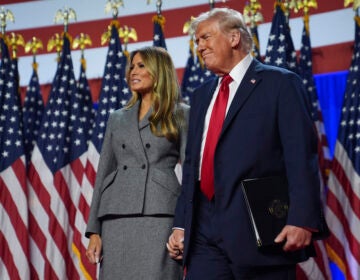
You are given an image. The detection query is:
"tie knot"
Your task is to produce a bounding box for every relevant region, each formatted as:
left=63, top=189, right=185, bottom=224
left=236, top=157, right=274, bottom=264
left=221, top=74, right=232, bottom=87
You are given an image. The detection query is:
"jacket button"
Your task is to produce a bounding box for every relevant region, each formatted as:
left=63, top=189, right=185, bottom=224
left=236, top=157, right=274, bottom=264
left=122, top=144, right=126, bottom=148
left=123, top=165, right=127, bottom=170
left=145, top=143, right=150, bottom=148
left=141, top=164, right=146, bottom=169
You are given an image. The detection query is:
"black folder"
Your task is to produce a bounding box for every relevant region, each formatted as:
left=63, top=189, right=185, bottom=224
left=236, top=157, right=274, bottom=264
left=241, top=176, right=289, bottom=248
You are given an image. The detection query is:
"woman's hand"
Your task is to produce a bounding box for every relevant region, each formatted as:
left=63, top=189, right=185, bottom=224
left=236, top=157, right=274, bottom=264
left=167, top=229, right=184, bottom=260
left=86, top=234, right=102, bottom=264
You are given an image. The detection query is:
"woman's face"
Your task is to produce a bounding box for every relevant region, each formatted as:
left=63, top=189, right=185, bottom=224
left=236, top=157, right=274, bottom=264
left=129, top=53, right=154, bottom=96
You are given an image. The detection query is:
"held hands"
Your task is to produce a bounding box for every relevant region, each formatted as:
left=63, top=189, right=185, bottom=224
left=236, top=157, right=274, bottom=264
left=86, top=234, right=102, bottom=264
left=275, top=225, right=312, bottom=252
left=167, top=229, right=184, bottom=260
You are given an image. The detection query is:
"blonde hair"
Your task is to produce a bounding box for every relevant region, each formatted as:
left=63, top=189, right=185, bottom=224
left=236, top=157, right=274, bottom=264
left=125, top=46, right=182, bottom=142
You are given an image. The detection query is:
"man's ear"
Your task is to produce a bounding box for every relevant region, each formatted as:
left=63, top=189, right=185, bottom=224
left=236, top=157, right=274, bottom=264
left=230, top=30, right=241, bottom=48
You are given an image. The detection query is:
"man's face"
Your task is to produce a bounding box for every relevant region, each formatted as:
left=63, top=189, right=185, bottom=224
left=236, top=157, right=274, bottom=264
left=195, top=19, right=233, bottom=74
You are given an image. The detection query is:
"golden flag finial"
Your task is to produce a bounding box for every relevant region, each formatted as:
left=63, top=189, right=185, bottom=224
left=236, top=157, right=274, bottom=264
left=243, top=0, right=263, bottom=28
left=47, top=33, right=63, bottom=61
left=101, top=21, right=120, bottom=45
left=73, top=33, right=92, bottom=70
left=72, top=33, right=92, bottom=51
left=25, top=36, right=43, bottom=55
left=345, top=0, right=360, bottom=10
left=0, top=7, right=14, bottom=35
left=54, top=6, right=76, bottom=33
left=8, top=32, right=24, bottom=59
left=183, top=17, right=196, bottom=36
left=105, top=0, right=124, bottom=19
left=25, top=37, right=43, bottom=70
left=119, top=25, right=137, bottom=52
left=296, top=0, right=318, bottom=15
left=147, top=0, right=163, bottom=15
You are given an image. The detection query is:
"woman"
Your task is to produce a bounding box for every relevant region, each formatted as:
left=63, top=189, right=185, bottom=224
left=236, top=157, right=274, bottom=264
left=85, top=46, right=189, bottom=280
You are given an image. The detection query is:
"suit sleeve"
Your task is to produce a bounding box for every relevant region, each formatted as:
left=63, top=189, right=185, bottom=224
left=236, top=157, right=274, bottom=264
left=277, top=72, right=322, bottom=231
left=179, top=103, right=190, bottom=166
left=173, top=93, right=200, bottom=228
left=85, top=114, right=117, bottom=237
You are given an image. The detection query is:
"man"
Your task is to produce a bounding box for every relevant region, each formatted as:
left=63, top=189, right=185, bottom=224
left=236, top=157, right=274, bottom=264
left=167, top=7, right=323, bottom=279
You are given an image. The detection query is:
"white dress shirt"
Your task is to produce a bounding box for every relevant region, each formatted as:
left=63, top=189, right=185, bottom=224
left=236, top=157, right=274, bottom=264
left=198, top=54, right=253, bottom=179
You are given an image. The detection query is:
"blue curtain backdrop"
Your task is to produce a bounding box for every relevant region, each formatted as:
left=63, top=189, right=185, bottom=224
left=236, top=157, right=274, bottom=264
left=315, top=70, right=348, bottom=158
left=315, top=70, right=348, bottom=280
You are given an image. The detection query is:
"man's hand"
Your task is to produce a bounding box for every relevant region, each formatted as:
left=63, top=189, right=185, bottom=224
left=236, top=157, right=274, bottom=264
left=275, top=225, right=312, bottom=252
left=86, top=234, right=102, bottom=264
left=167, top=229, right=184, bottom=260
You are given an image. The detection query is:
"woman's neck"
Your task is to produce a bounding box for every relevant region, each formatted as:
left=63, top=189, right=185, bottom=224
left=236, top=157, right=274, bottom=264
left=139, top=93, right=152, bottom=121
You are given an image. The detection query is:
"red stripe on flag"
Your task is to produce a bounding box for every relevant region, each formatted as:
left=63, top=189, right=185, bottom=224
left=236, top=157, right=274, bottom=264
left=296, top=264, right=308, bottom=280
left=0, top=231, right=21, bottom=280
left=70, top=157, right=85, bottom=186
left=28, top=212, right=58, bottom=280
left=78, top=194, right=90, bottom=223
left=28, top=163, right=80, bottom=280
left=326, top=185, right=360, bottom=264
left=313, top=241, right=331, bottom=279
left=331, top=159, right=360, bottom=218
left=84, top=160, right=97, bottom=187
left=0, top=177, right=29, bottom=259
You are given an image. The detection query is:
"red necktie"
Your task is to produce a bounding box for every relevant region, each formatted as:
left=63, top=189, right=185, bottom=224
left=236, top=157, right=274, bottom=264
left=200, top=74, right=232, bottom=200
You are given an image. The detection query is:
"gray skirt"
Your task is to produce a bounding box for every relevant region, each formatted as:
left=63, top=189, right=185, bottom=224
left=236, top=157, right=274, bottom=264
left=99, top=216, right=183, bottom=280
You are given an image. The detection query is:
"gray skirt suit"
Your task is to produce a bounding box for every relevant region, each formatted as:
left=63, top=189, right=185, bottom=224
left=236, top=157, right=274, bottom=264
left=86, top=101, right=189, bottom=280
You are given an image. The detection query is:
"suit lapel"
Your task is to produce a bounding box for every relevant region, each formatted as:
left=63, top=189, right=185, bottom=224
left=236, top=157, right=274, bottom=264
left=122, top=101, right=147, bottom=161
left=192, top=79, right=218, bottom=167
left=221, top=60, right=262, bottom=135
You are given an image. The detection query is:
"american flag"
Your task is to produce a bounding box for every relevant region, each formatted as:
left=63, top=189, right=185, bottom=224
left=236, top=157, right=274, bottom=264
left=181, top=39, right=214, bottom=105
left=22, top=65, right=44, bottom=167
left=89, top=22, right=129, bottom=152
left=264, top=3, right=298, bottom=73
left=72, top=58, right=97, bottom=280
left=153, top=14, right=167, bottom=49
left=296, top=18, right=333, bottom=280
left=250, top=25, right=262, bottom=62
left=325, top=15, right=360, bottom=280
left=27, top=34, right=94, bottom=279
left=0, top=37, right=30, bottom=279
left=77, top=59, right=95, bottom=141
left=181, top=40, right=200, bottom=104
left=81, top=21, right=129, bottom=279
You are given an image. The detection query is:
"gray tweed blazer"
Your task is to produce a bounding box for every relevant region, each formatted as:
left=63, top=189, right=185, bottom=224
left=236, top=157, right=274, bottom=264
left=86, top=100, right=189, bottom=236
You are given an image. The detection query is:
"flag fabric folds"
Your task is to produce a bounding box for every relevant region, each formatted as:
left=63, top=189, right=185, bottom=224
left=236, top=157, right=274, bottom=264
left=250, top=25, right=262, bottom=62
left=152, top=14, right=167, bottom=49
left=325, top=16, right=360, bottom=280
left=89, top=22, right=129, bottom=153
left=27, top=34, right=95, bottom=279
left=22, top=65, right=44, bottom=167
left=264, top=3, right=298, bottom=73
left=181, top=38, right=214, bottom=104
left=0, top=37, right=30, bottom=280
left=73, top=59, right=97, bottom=280
left=77, top=60, right=95, bottom=141
left=296, top=18, right=333, bottom=280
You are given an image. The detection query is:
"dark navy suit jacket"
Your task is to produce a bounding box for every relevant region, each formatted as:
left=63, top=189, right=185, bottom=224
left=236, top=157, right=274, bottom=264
left=174, top=59, right=322, bottom=267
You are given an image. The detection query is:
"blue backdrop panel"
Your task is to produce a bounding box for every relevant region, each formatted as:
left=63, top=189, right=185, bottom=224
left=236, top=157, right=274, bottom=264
left=315, top=70, right=348, bottom=158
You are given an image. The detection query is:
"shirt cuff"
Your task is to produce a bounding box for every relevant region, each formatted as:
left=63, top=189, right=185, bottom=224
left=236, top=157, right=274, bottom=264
left=172, top=227, right=185, bottom=231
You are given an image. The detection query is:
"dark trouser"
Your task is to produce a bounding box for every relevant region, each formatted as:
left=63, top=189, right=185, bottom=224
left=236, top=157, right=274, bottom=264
left=185, top=190, right=296, bottom=280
